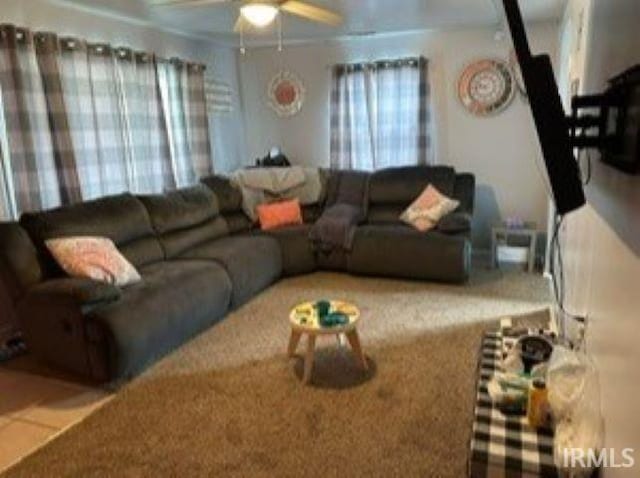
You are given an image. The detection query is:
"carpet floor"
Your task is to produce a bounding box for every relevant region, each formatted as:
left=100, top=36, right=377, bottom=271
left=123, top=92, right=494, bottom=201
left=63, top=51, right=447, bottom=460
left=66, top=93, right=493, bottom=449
left=143, top=269, right=551, bottom=380
left=5, top=269, right=551, bottom=477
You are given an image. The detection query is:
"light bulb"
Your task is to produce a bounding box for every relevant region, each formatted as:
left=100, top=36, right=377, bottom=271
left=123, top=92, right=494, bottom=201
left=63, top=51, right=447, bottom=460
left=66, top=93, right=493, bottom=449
left=240, top=3, right=279, bottom=28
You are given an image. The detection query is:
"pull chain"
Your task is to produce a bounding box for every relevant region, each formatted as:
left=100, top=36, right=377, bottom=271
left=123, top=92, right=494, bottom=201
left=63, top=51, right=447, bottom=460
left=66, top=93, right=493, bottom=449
left=277, top=13, right=283, bottom=52
left=240, top=24, right=246, bottom=55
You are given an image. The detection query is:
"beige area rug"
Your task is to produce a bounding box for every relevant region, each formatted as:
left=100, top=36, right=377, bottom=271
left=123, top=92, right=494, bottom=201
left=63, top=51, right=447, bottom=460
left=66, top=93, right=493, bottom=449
left=5, top=270, right=550, bottom=477
left=143, top=269, right=551, bottom=379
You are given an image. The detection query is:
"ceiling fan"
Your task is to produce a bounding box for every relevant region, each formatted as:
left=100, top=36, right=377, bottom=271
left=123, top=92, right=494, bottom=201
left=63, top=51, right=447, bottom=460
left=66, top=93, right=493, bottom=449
left=150, top=0, right=343, bottom=32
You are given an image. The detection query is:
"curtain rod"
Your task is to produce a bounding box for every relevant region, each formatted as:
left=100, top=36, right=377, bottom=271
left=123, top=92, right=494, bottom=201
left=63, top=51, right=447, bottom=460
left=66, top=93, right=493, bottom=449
left=325, top=56, right=426, bottom=70
left=0, top=23, right=206, bottom=69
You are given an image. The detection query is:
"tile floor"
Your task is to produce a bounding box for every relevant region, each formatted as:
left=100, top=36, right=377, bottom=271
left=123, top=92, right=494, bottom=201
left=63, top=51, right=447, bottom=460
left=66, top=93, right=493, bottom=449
left=0, top=369, right=111, bottom=473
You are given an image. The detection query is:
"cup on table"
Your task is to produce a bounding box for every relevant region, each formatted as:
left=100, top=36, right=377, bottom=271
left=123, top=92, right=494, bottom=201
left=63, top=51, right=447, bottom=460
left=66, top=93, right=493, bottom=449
left=315, top=300, right=331, bottom=318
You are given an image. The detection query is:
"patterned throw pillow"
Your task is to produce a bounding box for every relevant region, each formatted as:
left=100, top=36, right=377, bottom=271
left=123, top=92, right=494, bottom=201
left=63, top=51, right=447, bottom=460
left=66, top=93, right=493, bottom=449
left=400, top=185, right=460, bottom=232
left=256, top=199, right=303, bottom=231
left=46, top=236, right=141, bottom=287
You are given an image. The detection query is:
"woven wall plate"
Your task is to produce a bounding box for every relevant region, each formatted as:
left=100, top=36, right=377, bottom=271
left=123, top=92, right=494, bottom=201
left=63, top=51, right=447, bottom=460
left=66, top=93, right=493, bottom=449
left=458, top=59, right=515, bottom=116
left=267, top=70, right=305, bottom=117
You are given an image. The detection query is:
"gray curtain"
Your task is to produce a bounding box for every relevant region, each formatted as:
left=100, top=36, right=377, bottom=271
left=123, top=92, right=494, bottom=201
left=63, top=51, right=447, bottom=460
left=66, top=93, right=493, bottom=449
left=0, top=140, right=14, bottom=220
left=329, top=57, right=431, bottom=170
left=115, top=49, right=174, bottom=194
left=157, top=58, right=194, bottom=188
left=57, top=40, right=131, bottom=199
left=33, top=32, right=83, bottom=205
left=0, top=23, right=213, bottom=216
left=0, top=24, right=62, bottom=212
left=183, top=62, right=213, bottom=178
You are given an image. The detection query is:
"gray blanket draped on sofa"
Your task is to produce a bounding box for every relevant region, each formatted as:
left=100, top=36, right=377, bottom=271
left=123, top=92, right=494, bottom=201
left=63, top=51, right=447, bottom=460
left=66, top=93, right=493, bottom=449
left=309, top=170, right=369, bottom=252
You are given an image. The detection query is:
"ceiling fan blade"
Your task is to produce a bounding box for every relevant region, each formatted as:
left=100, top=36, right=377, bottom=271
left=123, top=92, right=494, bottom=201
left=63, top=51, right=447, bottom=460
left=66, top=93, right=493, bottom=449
left=279, top=0, right=343, bottom=26
left=149, top=0, right=233, bottom=7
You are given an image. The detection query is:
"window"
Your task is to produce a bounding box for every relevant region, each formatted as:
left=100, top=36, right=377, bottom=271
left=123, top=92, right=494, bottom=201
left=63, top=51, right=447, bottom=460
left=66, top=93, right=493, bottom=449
left=329, top=57, right=431, bottom=170
left=0, top=24, right=212, bottom=217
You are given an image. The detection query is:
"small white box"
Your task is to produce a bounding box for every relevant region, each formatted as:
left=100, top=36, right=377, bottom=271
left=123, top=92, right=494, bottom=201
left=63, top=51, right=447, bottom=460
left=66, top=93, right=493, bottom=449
left=497, top=245, right=529, bottom=269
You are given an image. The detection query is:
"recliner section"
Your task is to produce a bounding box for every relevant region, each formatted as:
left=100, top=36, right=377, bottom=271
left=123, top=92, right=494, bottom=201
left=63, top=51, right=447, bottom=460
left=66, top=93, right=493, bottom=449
left=86, top=260, right=232, bottom=380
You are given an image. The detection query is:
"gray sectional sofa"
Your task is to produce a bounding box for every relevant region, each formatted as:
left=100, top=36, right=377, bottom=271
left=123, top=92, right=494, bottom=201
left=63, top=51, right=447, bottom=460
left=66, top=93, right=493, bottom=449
left=0, top=166, right=474, bottom=382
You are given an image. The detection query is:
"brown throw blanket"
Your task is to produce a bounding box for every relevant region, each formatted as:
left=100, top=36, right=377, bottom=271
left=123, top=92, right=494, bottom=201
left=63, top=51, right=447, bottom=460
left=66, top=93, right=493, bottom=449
left=310, top=170, right=369, bottom=252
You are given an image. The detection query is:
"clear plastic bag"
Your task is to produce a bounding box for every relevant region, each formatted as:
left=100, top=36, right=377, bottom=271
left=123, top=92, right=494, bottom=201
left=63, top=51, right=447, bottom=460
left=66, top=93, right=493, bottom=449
left=546, top=346, right=605, bottom=476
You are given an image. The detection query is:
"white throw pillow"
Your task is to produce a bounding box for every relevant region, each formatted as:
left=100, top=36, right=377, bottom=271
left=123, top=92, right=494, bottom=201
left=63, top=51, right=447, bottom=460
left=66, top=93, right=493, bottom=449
left=46, top=236, right=141, bottom=287
left=400, top=185, right=460, bottom=232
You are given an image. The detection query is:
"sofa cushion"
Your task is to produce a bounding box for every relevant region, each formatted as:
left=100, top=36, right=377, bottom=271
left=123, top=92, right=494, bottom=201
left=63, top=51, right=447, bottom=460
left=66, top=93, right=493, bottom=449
left=24, top=277, right=122, bottom=307
left=86, top=260, right=232, bottom=380
left=138, top=185, right=228, bottom=259
left=348, top=225, right=470, bottom=282
left=200, top=175, right=243, bottom=214
left=20, top=194, right=163, bottom=277
left=437, top=212, right=472, bottom=234
left=0, top=222, right=42, bottom=303
left=224, top=212, right=253, bottom=234
left=368, top=166, right=456, bottom=206
left=453, top=173, right=475, bottom=215
left=259, top=225, right=317, bottom=276
left=366, top=205, right=408, bottom=225
left=179, top=235, right=282, bottom=308
left=302, top=204, right=323, bottom=224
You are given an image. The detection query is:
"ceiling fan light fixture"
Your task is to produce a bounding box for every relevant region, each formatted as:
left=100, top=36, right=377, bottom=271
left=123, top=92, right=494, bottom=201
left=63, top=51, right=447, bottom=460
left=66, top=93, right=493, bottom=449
left=240, top=3, right=279, bottom=28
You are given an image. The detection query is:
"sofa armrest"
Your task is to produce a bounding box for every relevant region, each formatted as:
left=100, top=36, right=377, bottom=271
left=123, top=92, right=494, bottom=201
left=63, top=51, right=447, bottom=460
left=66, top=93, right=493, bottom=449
left=437, top=212, right=472, bottom=234
left=23, top=277, right=121, bottom=307
left=16, top=278, right=118, bottom=381
left=453, top=173, right=475, bottom=214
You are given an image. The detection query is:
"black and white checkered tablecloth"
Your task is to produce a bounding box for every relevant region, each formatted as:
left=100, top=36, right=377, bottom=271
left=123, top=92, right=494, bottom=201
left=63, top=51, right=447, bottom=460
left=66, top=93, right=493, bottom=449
left=468, top=331, right=559, bottom=478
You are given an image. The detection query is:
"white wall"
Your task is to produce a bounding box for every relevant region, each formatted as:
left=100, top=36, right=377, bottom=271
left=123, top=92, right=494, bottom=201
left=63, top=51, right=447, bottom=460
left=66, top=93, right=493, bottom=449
left=559, top=0, right=640, bottom=475
left=0, top=0, right=246, bottom=173
left=237, top=24, right=559, bottom=249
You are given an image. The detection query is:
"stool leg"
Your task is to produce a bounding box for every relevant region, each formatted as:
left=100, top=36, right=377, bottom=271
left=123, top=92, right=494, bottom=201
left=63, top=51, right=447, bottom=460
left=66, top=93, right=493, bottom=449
left=303, top=334, right=316, bottom=384
left=336, top=333, right=346, bottom=347
left=288, top=329, right=302, bottom=357
left=346, top=329, right=368, bottom=370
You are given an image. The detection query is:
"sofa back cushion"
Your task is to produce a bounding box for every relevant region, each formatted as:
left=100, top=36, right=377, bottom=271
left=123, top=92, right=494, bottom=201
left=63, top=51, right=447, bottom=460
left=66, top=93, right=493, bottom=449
left=453, top=173, right=475, bottom=215
left=200, top=175, right=243, bottom=214
left=200, top=175, right=254, bottom=234
left=0, top=222, right=42, bottom=303
left=20, top=194, right=163, bottom=277
left=367, top=166, right=458, bottom=224
left=138, top=185, right=228, bottom=258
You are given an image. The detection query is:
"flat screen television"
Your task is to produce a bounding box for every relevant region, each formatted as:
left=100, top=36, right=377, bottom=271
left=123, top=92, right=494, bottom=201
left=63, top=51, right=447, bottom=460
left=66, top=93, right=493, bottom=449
left=502, top=0, right=586, bottom=215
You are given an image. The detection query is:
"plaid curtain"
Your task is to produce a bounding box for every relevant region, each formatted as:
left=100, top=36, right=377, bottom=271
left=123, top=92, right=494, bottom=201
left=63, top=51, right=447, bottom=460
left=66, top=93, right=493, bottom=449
left=157, top=58, right=194, bottom=188
left=85, top=43, right=131, bottom=196
left=0, top=140, right=14, bottom=220
left=0, top=25, right=61, bottom=212
left=116, top=50, right=174, bottom=194
left=183, top=63, right=213, bottom=178
left=33, top=32, right=83, bottom=205
left=57, top=40, right=131, bottom=199
left=329, top=57, right=431, bottom=170
left=0, top=23, right=212, bottom=215
left=329, top=64, right=375, bottom=170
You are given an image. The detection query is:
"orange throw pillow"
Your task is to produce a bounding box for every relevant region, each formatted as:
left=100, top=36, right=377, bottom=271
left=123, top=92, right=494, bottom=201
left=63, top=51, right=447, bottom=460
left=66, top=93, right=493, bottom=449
left=256, top=199, right=303, bottom=231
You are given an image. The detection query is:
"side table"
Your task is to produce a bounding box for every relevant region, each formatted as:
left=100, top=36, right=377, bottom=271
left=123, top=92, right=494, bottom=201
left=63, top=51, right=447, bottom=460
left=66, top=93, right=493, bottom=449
left=491, top=223, right=538, bottom=273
